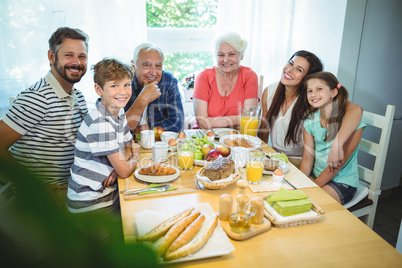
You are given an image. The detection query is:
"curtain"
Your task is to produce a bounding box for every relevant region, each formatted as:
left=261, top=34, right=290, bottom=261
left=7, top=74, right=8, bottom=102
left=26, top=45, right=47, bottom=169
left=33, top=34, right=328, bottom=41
left=0, top=0, right=147, bottom=113
left=216, top=0, right=347, bottom=90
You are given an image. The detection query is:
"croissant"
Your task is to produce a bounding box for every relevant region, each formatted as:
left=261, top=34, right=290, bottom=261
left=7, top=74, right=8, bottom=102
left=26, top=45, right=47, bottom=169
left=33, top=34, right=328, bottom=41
left=240, top=138, right=254, bottom=148
left=139, top=163, right=176, bottom=176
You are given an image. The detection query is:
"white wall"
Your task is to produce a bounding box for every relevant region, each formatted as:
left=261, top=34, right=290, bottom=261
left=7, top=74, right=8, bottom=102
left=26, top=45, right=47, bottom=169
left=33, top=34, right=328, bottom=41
left=338, top=0, right=402, bottom=190
left=289, top=0, right=347, bottom=75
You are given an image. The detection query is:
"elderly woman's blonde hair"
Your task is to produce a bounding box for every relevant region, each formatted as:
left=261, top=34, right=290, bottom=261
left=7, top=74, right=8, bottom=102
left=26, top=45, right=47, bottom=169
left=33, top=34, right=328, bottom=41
left=213, top=32, right=248, bottom=57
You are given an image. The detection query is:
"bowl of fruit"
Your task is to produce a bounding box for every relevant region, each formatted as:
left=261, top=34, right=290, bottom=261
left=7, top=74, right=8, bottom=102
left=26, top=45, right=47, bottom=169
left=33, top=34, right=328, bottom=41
left=193, top=136, right=231, bottom=166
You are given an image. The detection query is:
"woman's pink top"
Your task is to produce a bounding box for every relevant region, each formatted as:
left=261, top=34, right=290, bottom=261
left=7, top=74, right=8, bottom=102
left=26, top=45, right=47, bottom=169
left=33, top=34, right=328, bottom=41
left=192, top=66, right=258, bottom=117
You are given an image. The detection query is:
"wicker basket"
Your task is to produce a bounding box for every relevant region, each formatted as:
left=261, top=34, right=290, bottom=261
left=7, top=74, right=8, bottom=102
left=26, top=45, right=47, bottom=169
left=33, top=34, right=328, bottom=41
left=196, top=166, right=241, bottom=190
left=263, top=198, right=325, bottom=228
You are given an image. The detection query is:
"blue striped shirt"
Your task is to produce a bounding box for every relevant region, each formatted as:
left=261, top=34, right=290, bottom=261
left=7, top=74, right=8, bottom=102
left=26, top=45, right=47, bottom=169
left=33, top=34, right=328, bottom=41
left=66, top=102, right=132, bottom=213
left=3, top=71, right=87, bottom=185
left=125, top=70, right=184, bottom=132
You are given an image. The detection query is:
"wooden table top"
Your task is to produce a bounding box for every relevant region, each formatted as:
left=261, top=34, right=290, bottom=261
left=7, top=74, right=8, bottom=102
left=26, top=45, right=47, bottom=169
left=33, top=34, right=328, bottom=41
left=118, top=141, right=402, bottom=267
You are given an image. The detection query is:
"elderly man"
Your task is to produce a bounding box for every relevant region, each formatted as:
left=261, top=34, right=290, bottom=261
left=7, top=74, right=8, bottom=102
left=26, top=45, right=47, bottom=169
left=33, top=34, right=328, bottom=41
left=125, top=43, right=184, bottom=133
left=0, top=27, right=89, bottom=209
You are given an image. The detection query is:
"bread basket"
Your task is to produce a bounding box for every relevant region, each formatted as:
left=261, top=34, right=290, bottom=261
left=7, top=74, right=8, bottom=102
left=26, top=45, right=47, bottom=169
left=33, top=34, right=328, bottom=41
left=196, top=165, right=241, bottom=190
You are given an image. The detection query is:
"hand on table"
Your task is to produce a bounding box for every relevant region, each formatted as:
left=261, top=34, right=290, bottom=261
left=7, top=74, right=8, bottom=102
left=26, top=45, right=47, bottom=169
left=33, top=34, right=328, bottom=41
left=103, top=169, right=118, bottom=188
left=134, top=124, right=150, bottom=133
left=131, top=140, right=141, bottom=161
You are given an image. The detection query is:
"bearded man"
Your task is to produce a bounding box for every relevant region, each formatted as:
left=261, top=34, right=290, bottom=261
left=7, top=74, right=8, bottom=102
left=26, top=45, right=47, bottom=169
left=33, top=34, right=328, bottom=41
left=0, top=27, right=89, bottom=210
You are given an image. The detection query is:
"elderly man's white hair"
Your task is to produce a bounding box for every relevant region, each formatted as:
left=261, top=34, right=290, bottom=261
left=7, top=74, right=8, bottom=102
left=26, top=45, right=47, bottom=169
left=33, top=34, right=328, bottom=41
left=132, top=43, right=165, bottom=67
left=213, top=32, right=248, bottom=57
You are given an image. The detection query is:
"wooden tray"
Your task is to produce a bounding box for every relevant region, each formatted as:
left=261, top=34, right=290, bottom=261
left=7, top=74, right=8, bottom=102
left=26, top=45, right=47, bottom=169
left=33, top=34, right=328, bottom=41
left=264, top=198, right=325, bottom=228
left=219, top=218, right=271, bottom=240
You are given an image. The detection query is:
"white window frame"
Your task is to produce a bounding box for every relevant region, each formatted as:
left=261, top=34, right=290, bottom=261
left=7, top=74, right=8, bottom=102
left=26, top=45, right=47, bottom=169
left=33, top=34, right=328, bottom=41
left=147, top=28, right=215, bottom=52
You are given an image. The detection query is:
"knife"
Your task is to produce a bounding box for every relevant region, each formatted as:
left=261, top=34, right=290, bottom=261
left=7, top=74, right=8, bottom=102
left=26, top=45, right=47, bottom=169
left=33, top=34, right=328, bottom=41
left=120, top=184, right=171, bottom=194
left=283, top=178, right=297, bottom=190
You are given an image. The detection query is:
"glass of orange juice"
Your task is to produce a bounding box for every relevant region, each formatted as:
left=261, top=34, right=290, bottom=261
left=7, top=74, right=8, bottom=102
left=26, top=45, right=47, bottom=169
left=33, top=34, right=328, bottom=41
left=177, top=139, right=195, bottom=170
left=240, top=106, right=262, bottom=136
left=246, top=150, right=264, bottom=184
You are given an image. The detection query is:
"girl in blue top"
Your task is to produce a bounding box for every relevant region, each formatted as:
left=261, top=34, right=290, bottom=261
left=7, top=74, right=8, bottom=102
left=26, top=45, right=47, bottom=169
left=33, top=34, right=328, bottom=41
left=299, top=72, right=366, bottom=204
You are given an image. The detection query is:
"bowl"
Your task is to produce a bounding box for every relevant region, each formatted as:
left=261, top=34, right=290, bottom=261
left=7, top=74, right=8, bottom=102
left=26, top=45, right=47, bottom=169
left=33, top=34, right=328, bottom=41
left=161, top=131, right=178, bottom=143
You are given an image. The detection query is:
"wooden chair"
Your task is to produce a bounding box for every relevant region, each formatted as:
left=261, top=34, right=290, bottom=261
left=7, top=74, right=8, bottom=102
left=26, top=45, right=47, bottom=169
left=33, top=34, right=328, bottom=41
left=258, top=75, right=264, bottom=101
left=343, top=105, right=395, bottom=228
left=9, top=97, right=16, bottom=106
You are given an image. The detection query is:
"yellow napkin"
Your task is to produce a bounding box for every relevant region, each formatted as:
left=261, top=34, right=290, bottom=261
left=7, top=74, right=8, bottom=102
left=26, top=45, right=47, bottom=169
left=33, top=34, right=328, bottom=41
left=266, top=188, right=312, bottom=216
left=266, top=188, right=309, bottom=202
left=138, top=183, right=177, bottom=195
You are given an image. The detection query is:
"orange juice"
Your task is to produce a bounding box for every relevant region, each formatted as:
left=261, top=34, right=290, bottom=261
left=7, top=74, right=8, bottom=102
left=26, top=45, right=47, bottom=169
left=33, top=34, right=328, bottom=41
left=246, top=161, right=263, bottom=184
left=178, top=151, right=194, bottom=170
left=240, top=116, right=260, bottom=136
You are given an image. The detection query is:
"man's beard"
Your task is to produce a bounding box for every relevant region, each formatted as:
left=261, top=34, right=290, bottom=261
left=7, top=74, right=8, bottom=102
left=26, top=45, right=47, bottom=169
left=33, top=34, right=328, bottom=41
left=54, top=55, right=87, bottom=84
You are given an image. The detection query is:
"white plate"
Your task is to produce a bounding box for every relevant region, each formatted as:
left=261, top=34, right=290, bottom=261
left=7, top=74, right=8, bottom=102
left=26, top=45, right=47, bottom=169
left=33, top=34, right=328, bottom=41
left=134, top=165, right=180, bottom=183
left=212, top=128, right=238, bottom=138
left=219, top=134, right=262, bottom=149
left=135, top=203, right=235, bottom=263
left=263, top=160, right=289, bottom=175
left=194, top=159, right=211, bottom=166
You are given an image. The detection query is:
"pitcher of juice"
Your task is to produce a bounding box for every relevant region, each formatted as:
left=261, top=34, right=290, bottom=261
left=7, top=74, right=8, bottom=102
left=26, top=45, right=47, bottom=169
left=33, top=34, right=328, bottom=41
left=240, top=106, right=262, bottom=136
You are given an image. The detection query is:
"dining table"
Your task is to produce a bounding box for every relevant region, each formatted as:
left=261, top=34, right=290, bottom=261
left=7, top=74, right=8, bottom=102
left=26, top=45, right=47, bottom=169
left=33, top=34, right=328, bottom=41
left=117, top=137, right=402, bottom=267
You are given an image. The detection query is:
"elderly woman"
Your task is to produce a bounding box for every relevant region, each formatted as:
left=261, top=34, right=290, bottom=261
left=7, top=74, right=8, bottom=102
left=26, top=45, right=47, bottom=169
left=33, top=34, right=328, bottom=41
left=192, top=32, right=258, bottom=129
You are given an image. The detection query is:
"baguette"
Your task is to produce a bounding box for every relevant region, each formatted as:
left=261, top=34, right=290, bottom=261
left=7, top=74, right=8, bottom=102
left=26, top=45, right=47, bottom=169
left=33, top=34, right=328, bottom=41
left=155, top=211, right=201, bottom=255
left=136, top=207, right=194, bottom=242
left=164, top=215, right=218, bottom=261
left=165, top=214, right=205, bottom=255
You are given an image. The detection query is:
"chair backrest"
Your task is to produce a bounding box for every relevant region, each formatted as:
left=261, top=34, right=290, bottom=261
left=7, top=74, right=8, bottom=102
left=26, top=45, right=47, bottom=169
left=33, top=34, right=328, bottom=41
left=9, top=97, right=16, bottom=106
left=358, top=105, right=395, bottom=196
left=258, top=75, right=264, bottom=100
left=353, top=105, right=395, bottom=227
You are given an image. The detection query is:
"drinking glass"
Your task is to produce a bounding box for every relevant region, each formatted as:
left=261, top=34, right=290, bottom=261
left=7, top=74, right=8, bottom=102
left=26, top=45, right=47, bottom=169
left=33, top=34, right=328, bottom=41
left=246, top=150, right=264, bottom=184
left=177, top=139, right=195, bottom=170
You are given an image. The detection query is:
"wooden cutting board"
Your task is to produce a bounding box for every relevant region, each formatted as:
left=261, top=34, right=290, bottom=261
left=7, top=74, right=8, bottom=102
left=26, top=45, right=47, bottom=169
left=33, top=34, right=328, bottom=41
left=219, top=218, right=271, bottom=240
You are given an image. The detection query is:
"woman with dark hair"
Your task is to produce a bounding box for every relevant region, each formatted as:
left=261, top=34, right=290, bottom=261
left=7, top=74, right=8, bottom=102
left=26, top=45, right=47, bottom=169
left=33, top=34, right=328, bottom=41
left=258, top=51, right=362, bottom=169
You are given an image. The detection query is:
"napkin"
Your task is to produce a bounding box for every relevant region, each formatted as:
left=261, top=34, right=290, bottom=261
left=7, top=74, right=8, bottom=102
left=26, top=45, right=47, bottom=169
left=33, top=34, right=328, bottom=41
left=138, top=183, right=177, bottom=195
left=266, top=188, right=312, bottom=216
left=266, top=188, right=309, bottom=202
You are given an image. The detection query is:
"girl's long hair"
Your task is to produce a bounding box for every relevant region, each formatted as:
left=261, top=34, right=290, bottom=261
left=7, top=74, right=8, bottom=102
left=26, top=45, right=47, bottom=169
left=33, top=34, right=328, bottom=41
left=303, top=72, right=349, bottom=142
left=265, top=50, right=323, bottom=145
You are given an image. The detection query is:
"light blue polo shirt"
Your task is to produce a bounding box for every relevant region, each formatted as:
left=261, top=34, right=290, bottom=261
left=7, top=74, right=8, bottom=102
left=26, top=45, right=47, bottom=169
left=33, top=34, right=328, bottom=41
left=303, top=111, right=366, bottom=187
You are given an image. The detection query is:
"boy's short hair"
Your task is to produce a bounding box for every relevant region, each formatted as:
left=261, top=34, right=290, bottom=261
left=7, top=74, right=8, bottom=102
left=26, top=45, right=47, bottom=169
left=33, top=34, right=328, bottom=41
left=92, top=58, right=134, bottom=88
left=48, top=27, right=89, bottom=54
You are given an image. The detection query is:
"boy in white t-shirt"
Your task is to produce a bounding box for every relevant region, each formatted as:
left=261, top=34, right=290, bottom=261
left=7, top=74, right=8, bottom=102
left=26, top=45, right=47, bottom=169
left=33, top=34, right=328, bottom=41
left=67, top=58, right=140, bottom=214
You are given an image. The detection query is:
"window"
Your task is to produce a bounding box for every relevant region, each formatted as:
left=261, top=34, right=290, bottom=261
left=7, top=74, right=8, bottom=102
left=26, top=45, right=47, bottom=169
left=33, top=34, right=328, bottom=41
left=146, top=0, right=218, bottom=84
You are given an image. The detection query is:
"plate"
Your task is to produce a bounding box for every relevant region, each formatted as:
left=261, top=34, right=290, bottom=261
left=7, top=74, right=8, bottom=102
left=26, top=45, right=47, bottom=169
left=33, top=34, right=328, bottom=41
left=219, top=134, right=262, bottom=149
left=194, top=159, right=210, bottom=166
left=134, top=165, right=180, bottom=183
left=135, top=203, right=235, bottom=263
left=263, top=160, right=289, bottom=175
left=212, top=128, right=238, bottom=139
